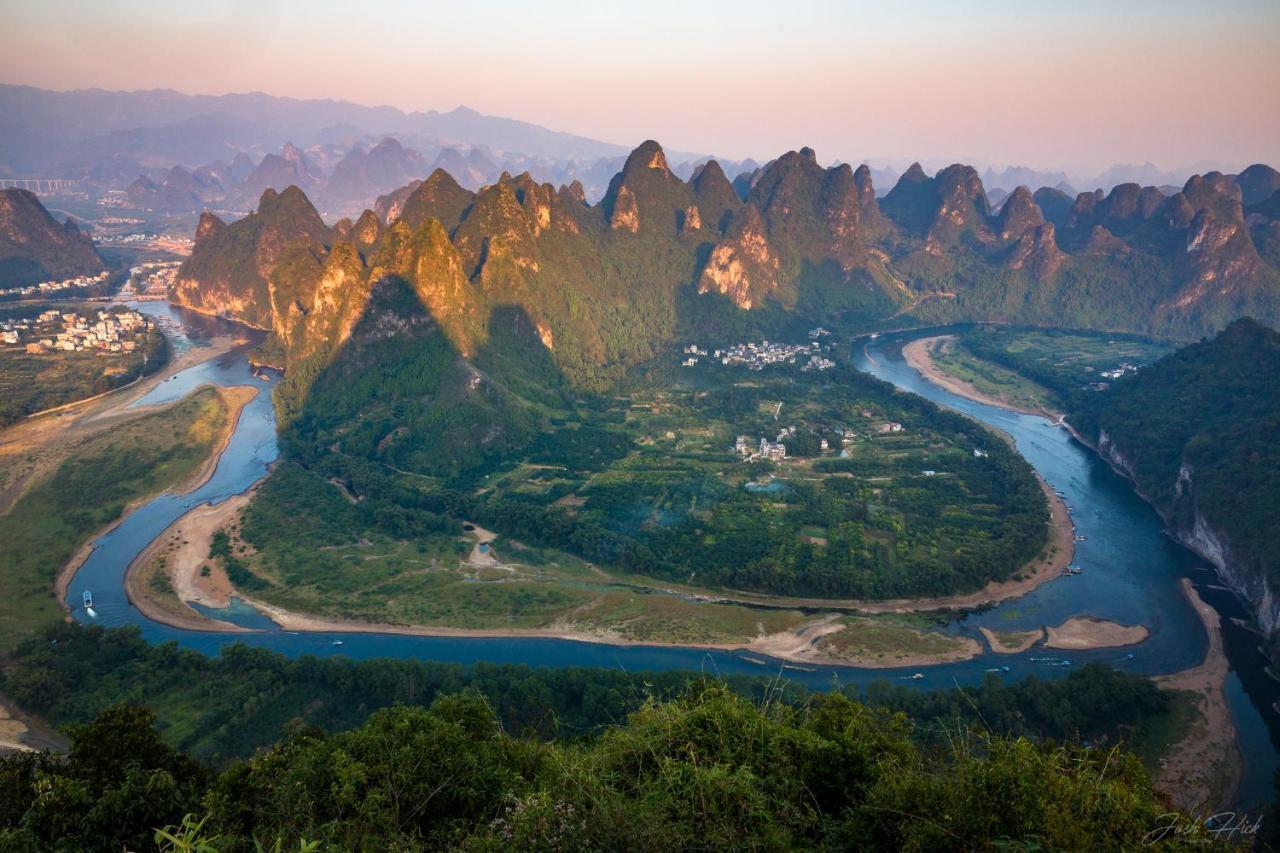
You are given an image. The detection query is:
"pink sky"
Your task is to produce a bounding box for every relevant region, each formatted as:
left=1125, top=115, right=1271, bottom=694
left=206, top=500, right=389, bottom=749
left=2, top=0, right=1277, bottom=172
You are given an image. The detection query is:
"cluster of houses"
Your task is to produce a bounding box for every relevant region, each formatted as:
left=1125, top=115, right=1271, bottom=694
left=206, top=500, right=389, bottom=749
left=0, top=270, right=109, bottom=299
left=801, top=354, right=836, bottom=372
left=1097, top=363, right=1138, bottom=380
left=130, top=261, right=182, bottom=297
left=736, top=434, right=789, bottom=462
left=684, top=339, right=834, bottom=371
left=3, top=308, right=153, bottom=354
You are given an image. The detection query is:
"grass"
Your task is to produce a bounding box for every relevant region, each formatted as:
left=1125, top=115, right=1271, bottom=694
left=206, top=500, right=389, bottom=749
left=1127, top=689, right=1201, bottom=768
left=928, top=338, right=1057, bottom=411
left=563, top=591, right=810, bottom=645
left=814, top=616, right=976, bottom=664
left=0, top=387, right=229, bottom=649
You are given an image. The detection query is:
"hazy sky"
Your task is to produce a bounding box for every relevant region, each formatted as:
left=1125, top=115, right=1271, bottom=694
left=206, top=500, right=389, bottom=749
left=2, top=0, right=1277, bottom=173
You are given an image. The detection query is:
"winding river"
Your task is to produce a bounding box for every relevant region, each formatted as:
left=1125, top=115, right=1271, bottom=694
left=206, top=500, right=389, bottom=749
left=65, top=305, right=1280, bottom=807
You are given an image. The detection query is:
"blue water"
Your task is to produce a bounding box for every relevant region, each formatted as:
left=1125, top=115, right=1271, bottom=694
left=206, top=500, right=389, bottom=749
left=64, top=307, right=1280, bottom=808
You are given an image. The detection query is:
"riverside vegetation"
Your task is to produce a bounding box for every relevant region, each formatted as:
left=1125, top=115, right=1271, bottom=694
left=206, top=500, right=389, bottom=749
left=199, top=333, right=1053, bottom=650
left=0, top=387, right=232, bottom=648
left=0, top=623, right=1206, bottom=851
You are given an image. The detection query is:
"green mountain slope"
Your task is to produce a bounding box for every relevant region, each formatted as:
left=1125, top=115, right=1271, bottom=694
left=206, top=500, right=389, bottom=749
left=1070, top=318, right=1280, bottom=634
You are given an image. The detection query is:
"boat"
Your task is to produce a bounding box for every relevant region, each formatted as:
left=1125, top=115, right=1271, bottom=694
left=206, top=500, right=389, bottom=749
left=331, top=640, right=344, bottom=646
left=740, top=655, right=769, bottom=666
left=782, top=663, right=816, bottom=672
left=83, top=590, right=97, bottom=618
left=910, top=673, right=924, bottom=680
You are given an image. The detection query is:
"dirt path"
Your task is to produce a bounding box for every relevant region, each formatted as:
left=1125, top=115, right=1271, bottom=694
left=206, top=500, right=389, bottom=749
left=1154, top=579, right=1242, bottom=813
left=902, top=335, right=1061, bottom=420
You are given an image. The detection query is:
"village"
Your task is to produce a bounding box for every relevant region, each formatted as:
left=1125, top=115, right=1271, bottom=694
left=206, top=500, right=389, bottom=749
left=127, top=260, right=183, bottom=299
left=0, top=270, right=110, bottom=299
left=681, top=328, right=837, bottom=372
left=1, top=307, right=155, bottom=354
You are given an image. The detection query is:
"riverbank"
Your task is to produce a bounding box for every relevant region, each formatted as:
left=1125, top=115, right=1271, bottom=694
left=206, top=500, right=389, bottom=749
left=122, top=488, right=256, bottom=633
left=902, top=335, right=1061, bottom=420
left=1154, top=579, right=1243, bottom=812
left=0, top=330, right=244, bottom=515
left=209, top=595, right=983, bottom=670
left=54, top=385, right=258, bottom=620
left=979, top=627, right=1044, bottom=654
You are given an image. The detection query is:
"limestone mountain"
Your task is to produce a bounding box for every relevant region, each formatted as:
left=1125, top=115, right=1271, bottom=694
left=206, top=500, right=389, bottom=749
left=172, top=186, right=330, bottom=328
left=379, top=169, right=475, bottom=232
left=126, top=165, right=224, bottom=212
left=171, top=142, right=1280, bottom=413
left=1235, top=164, right=1280, bottom=206
left=0, top=188, right=105, bottom=287
left=1032, top=187, right=1074, bottom=228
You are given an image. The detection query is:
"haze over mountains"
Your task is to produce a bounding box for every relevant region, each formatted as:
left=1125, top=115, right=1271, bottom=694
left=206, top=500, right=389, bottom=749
left=0, top=85, right=1257, bottom=220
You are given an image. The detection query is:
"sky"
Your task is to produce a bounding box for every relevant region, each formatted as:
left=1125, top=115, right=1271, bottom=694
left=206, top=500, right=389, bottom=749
left=2, top=0, right=1277, bottom=175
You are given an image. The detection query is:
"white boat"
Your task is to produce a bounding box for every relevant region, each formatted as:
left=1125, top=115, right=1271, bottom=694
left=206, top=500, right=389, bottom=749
left=83, top=590, right=97, bottom=618
left=331, top=640, right=344, bottom=646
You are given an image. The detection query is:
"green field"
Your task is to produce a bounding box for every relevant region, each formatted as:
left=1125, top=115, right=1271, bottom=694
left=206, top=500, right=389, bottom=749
left=927, top=337, right=1058, bottom=412
left=220, top=345, right=1053, bottom=640
left=946, top=326, right=1174, bottom=412
left=0, top=387, right=229, bottom=648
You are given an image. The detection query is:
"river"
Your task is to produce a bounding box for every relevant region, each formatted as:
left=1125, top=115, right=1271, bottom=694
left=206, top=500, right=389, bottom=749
left=65, top=305, right=1280, bottom=808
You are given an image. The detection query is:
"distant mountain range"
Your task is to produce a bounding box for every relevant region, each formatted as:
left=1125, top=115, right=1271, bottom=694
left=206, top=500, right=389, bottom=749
left=0, top=85, right=735, bottom=212
left=1, top=86, right=1254, bottom=219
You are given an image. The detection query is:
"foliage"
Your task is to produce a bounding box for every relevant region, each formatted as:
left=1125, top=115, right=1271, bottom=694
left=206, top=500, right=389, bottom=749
left=1070, top=318, right=1280, bottom=610
left=0, top=665, right=1205, bottom=851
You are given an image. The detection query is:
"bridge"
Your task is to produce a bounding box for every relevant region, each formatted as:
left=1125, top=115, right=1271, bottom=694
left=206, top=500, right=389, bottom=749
left=0, top=178, right=80, bottom=192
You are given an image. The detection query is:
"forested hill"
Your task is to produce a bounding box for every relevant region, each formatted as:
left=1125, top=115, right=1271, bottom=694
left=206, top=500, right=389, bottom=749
left=1070, top=318, right=1280, bottom=632
left=0, top=188, right=105, bottom=288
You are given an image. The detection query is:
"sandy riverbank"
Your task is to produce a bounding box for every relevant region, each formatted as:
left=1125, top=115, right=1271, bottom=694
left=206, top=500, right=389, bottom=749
left=1044, top=616, right=1149, bottom=650
left=121, top=487, right=257, bottom=633
left=1153, top=580, right=1243, bottom=812
left=980, top=626, right=1044, bottom=654
left=54, top=385, right=258, bottom=618
left=902, top=335, right=1061, bottom=420
left=207, top=595, right=984, bottom=670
